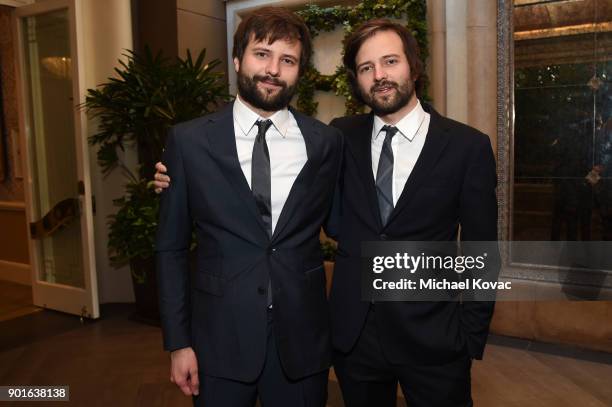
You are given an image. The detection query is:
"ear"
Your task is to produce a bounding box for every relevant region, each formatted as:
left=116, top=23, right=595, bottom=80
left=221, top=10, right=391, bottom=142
left=233, top=57, right=240, bottom=73
left=411, top=69, right=419, bottom=83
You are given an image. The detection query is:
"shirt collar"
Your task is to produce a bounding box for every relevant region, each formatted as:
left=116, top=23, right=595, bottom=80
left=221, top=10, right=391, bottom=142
left=373, top=99, right=426, bottom=142
left=234, top=95, right=290, bottom=138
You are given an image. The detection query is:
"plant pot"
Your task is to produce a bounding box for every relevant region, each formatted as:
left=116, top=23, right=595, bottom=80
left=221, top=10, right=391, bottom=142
left=130, top=257, right=160, bottom=325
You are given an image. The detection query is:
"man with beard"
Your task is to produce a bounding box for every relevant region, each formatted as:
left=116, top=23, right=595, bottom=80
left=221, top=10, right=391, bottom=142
left=155, top=7, right=342, bottom=407
left=156, top=17, right=498, bottom=407
left=328, top=19, right=498, bottom=407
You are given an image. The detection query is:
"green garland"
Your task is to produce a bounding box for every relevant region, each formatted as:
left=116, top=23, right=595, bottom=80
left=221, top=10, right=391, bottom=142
left=295, top=0, right=428, bottom=116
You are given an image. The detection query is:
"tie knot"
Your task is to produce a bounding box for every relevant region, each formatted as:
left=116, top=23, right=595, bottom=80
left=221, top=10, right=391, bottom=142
left=381, top=125, right=399, bottom=140
left=256, top=119, right=273, bottom=134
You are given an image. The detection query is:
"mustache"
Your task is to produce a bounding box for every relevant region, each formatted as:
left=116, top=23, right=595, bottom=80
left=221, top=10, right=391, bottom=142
left=371, top=80, right=398, bottom=93
left=253, top=74, right=286, bottom=88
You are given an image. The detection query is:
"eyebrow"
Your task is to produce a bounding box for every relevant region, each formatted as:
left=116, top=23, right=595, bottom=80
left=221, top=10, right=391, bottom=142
left=356, top=53, right=401, bottom=70
left=251, top=47, right=298, bottom=61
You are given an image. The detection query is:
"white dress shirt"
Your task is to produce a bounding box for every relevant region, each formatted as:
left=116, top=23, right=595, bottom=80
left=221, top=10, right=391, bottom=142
left=371, top=100, right=431, bottom=205
left=233, top=95, right=307, bottom=233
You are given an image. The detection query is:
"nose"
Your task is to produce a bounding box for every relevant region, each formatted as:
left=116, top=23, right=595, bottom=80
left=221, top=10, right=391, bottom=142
left=373, top=64, right=387, bottom=82
left=266, top=58, right=280, bottom=77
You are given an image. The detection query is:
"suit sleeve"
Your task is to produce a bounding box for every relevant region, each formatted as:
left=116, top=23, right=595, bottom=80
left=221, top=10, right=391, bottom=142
left=155, top=126, right=193, bottom=352
left=323, top=120, right=344, bottom=239
left=459, top=133, right=500, bottom=360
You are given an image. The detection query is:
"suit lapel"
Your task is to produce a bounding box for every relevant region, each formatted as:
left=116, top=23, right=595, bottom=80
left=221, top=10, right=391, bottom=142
left=345, top=114, right=383, bottom=230
left=271, top=108, right=322, bottom=242
left=205, top=102, right=271, bottom=240
left=386, top=106, right=450, bottom=226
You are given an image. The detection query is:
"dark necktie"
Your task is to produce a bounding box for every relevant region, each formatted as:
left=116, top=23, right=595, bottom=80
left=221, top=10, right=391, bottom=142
left=376, top=125, right=398, bottom=226
left=252, top=119, right=273, bottom=237
left=252, top=119, right=274, bottom=307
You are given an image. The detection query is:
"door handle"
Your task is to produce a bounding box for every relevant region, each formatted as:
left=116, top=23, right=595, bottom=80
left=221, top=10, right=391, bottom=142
left=29, top=198, right=80, bottom=240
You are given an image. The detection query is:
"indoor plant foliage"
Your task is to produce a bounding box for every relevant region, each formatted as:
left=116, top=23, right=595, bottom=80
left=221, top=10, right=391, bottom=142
left=106, top=172, right=159, bottom=283
left=85, top=47, right=229, bottom=178
left=84, top=47, right=229, bottom=285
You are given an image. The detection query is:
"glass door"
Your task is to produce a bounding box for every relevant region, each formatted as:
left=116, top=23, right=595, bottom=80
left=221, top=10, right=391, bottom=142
left=14, top=0, right=99, bottom=318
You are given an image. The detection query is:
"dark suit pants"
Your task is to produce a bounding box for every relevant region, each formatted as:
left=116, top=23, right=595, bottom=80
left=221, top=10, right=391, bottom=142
left=193, top=310, right=328, bottom=407
left=334, top=306, right=472, bottom=407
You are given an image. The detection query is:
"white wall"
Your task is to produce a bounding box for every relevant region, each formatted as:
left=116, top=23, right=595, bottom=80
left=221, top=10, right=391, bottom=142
left=81, top=0, right=137, bottom=304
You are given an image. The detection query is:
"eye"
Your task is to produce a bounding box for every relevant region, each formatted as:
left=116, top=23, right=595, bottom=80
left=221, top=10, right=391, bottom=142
left=282, top=58, right=296, bottom=65
left=386, top=58, right=398, bottom=65
left=359, top=65, right=373, bottom=74
left=255, top=51, right=268, bottom=58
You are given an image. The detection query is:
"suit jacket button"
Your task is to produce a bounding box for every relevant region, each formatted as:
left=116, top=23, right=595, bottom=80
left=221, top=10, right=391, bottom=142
left=380, top=234, right=388, bottom=240
left=257, top=287, right=266, bottom=295
left=268, top=247, right=276, bottom=254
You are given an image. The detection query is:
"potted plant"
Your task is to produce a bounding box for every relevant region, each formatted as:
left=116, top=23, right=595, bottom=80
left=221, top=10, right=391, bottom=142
left=84, top=47, right=229, bottom=322
left=107, top=174, right=160, bottom=322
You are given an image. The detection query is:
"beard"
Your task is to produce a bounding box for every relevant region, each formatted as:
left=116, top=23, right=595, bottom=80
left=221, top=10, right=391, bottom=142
left=237, top=70, right=297, bottom=112
left=359, top=77, right=415, bottom=116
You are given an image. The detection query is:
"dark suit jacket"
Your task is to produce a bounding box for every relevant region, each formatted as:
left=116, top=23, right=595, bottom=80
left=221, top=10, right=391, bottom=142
left=155, top=102, right=343, bottom=381
left=328, top=103, right=499, bottom=364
